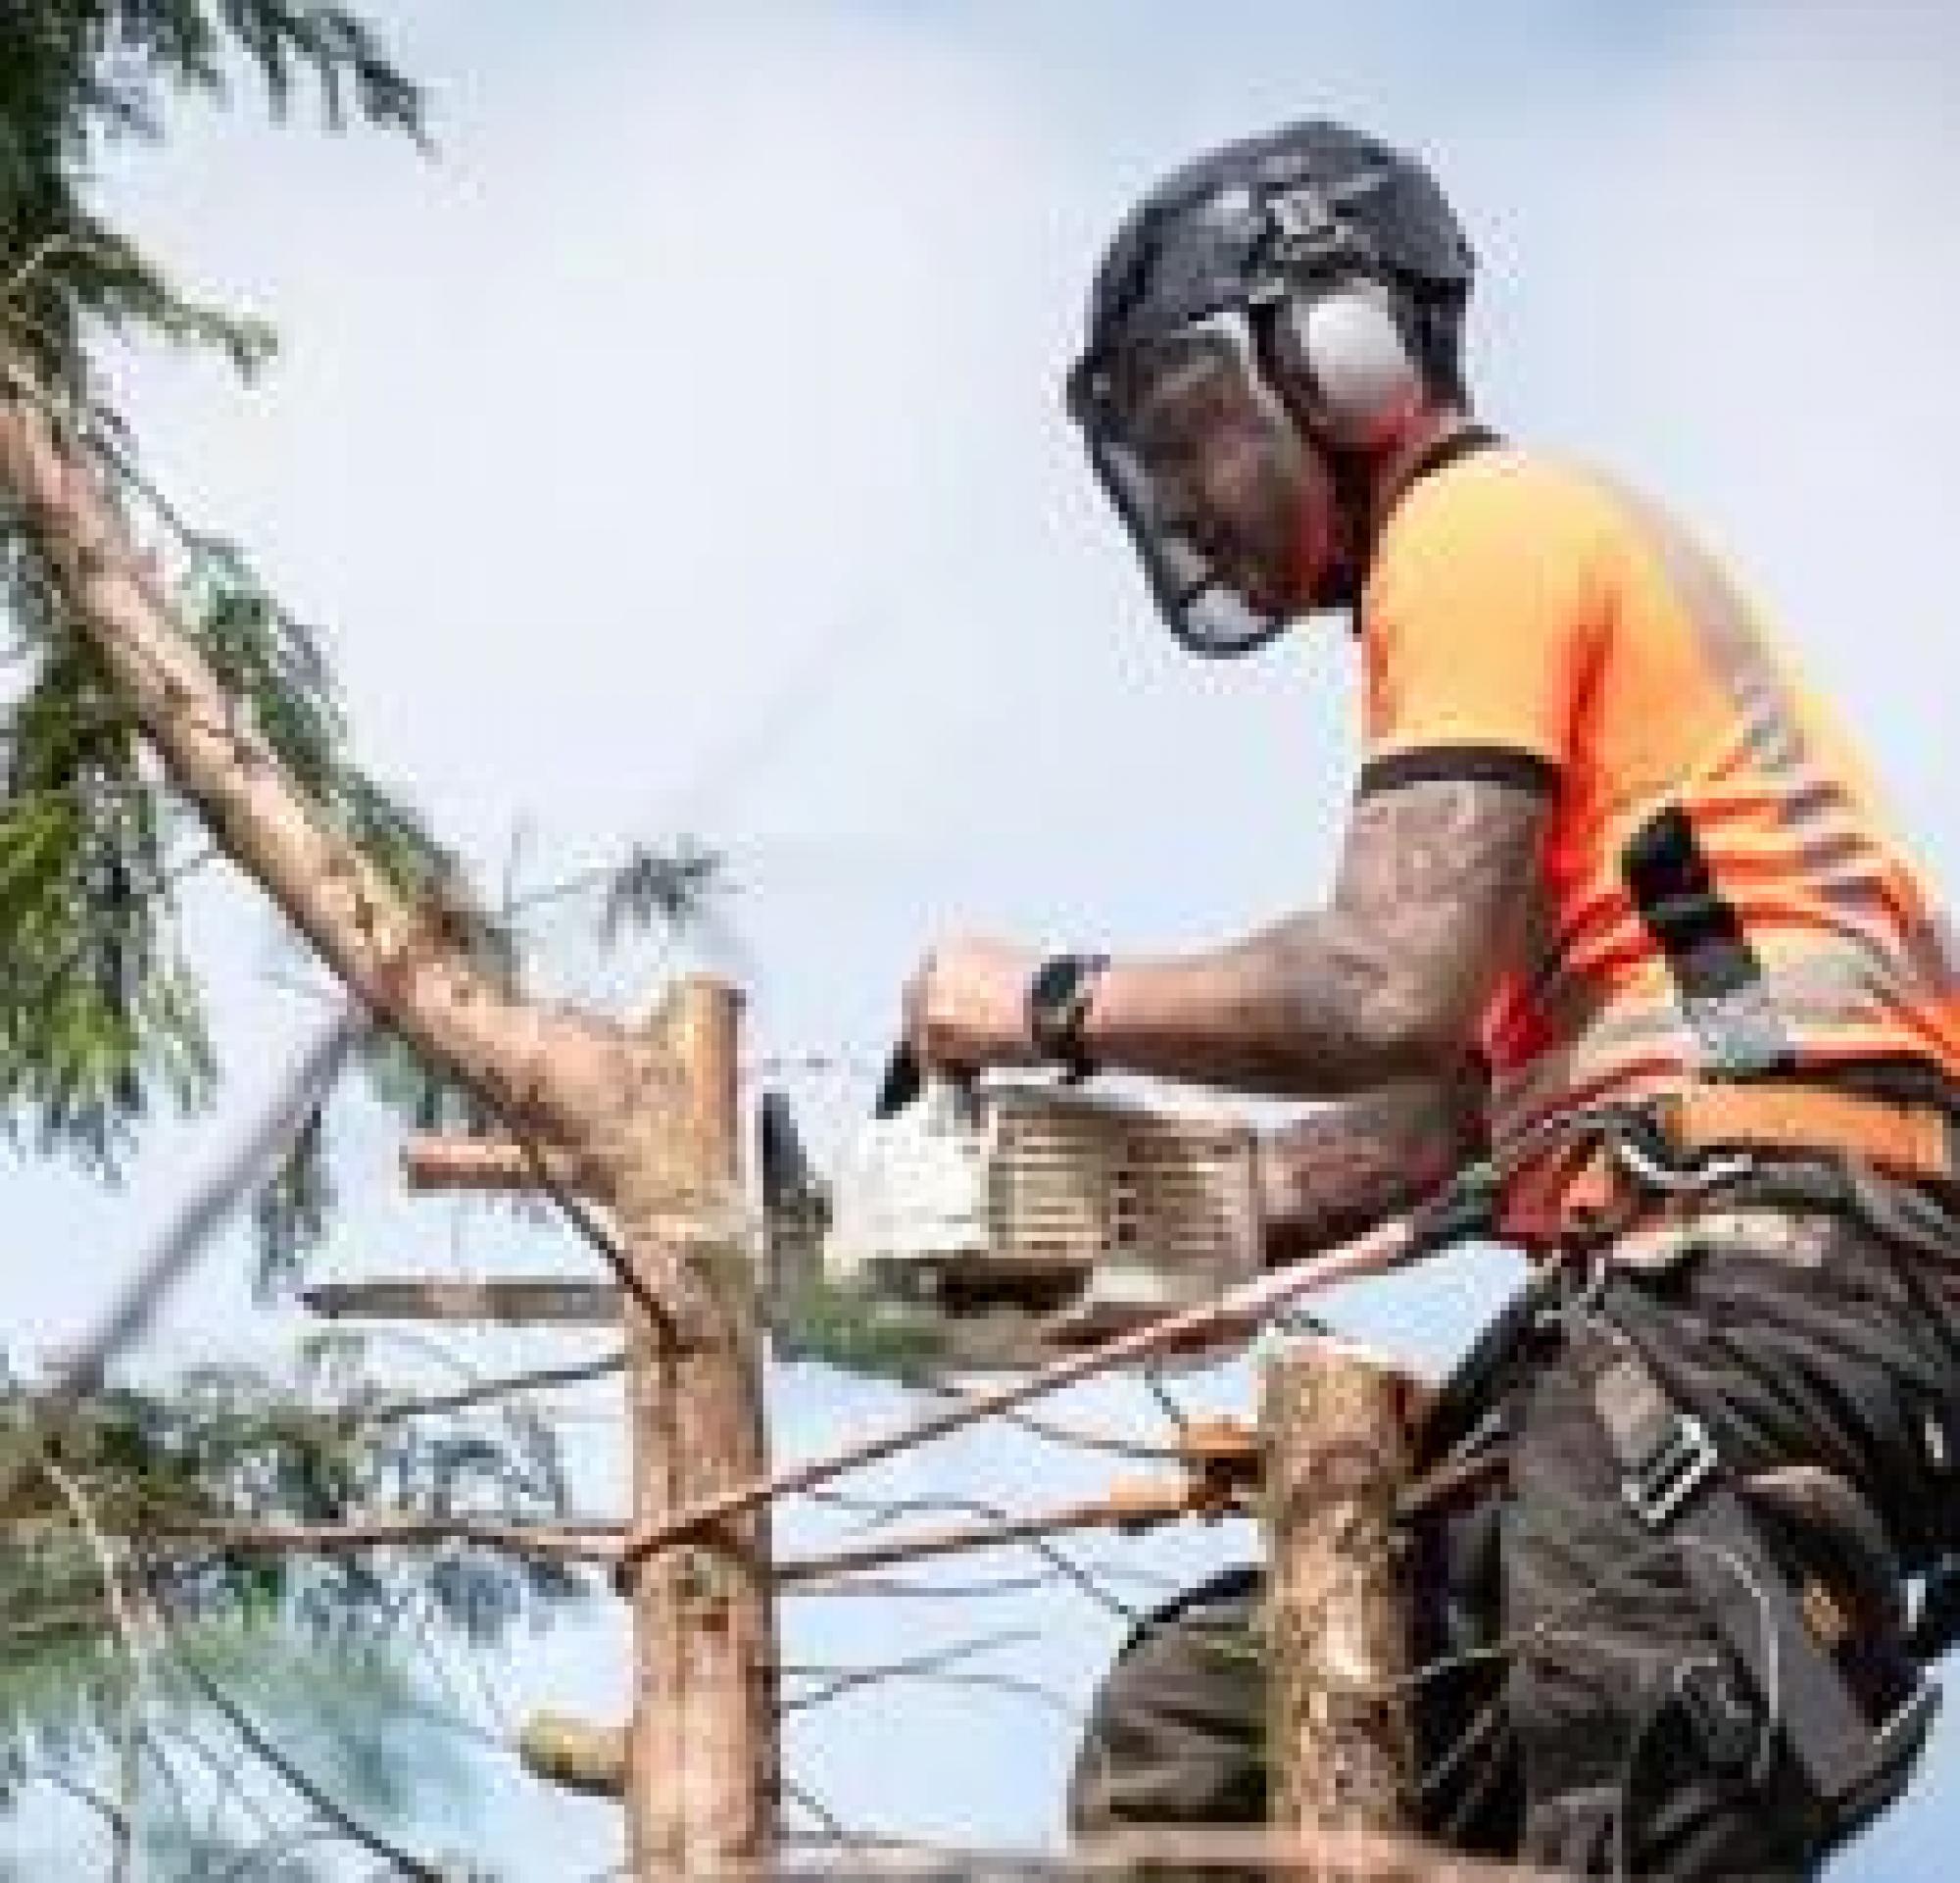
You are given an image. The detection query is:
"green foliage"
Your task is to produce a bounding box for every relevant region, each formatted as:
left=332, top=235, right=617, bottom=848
left=0, top=535, right=479, bottom=1196
left=776, top=1274, right=958, bottom=1386
left=179, top=544, right=493, bottom=930
left=0, top=4, right=425, bottom=1190
left=0, top=622, right=216, bottom=1171
left=598, top=836, right=727, bottom=947
left=0, top=1619, right=472, bottom=1876
left=0, top=1349, right=586, bottom=1810
left=172, top=546, right=525, bottom=1287
left=160, top=1628, right=473, bottom=1827
left=0, top=0, right=725, bottom=1238
left=0, top=2, right=425, bottom=392
left=0, top=12, right=596, bottom=1862
left=249, top=1092, right=333, bottom=1296
left=181, top=546, right=341, bottom=797
left=127, top=1824, right=330, bottom=1883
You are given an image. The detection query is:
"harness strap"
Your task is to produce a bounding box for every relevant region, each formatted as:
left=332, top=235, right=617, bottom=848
left=1656, top=1082, right=1958, bottom=1187
left=1570, top=1290, right=1937, bottom=1835
left=1503, top=1080, right=1960, bottom=1242
left=1622, top=804, right=1793, bottom=1077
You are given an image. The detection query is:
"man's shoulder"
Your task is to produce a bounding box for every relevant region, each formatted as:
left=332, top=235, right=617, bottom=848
left=1369, top=443, right=1626, bottom=621
left=1385, top=441, right=1616, bottom=550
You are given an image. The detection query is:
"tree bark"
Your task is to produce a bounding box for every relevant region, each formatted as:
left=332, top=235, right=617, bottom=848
left=621, top=978, right=776, bottom=1876
left=1262, top=1341, right=1422, bottom=1840
left=401, top=1132, right=593, bottom=1193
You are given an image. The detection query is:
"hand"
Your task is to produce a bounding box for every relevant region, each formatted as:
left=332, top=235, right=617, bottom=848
left=903, top=936, right=1041, bottom=1076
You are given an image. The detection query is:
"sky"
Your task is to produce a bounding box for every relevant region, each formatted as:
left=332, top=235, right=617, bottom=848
left=7, top=0, right=1960, bottom=1873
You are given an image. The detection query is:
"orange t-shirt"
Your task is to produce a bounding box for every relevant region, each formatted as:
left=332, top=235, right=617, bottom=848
left=1359, top=448, right=1960, bottom=1211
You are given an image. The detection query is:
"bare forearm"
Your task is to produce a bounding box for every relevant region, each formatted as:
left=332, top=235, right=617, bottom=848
left=1080, top=910, right=1445, bottom=1097
left=1076, top=777, right=1545, bottom=1098
left=1257, top=1070, right=1487, bottom=1264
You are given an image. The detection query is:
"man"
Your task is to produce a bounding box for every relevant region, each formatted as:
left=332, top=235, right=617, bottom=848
left=902, top=120, right=1960, bottom=1877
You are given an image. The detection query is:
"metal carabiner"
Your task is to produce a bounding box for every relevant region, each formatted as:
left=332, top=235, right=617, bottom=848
left=1607, top=1115, right=1755, bottom=1198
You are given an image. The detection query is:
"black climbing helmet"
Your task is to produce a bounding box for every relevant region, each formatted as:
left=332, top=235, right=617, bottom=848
left=1067, top=120, right=1476, bottom=656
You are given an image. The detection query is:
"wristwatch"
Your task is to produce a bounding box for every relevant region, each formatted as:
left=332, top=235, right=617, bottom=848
left=1027, top=953, right=1110, bottom=1079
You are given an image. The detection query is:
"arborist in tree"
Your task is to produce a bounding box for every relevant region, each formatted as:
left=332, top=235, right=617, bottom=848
left=902, top=118, right=1960, bottom=1878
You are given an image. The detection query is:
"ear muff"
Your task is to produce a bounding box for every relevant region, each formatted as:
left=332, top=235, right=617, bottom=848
left=1266, top=277, right=1425, bottom=450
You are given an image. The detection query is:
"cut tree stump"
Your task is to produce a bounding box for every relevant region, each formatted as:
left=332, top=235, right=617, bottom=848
left=1263, top=1339, right=1426, bottom=1839
left=400, top=1132, right=593, bottom=1194
left=519, top=1711, right=626, bottom=1799
left=619, top=977, right=777, bottom=1874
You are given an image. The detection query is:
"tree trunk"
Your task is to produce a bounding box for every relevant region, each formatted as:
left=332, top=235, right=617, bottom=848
left=0, top=371, right=778, bottom=1878
left=1262, top=1341, right=1421, bottom=1839
left=620, top=979, right=776, bottom=1875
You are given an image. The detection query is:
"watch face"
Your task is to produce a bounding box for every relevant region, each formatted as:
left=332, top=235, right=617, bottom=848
left=1031, top=956, right=1081, bottom=1015
left=1030, top=955, right=1105, bottom=1067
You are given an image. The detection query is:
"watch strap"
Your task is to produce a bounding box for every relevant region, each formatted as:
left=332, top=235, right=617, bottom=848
left=1028, top=953, right=1109, bottom=1078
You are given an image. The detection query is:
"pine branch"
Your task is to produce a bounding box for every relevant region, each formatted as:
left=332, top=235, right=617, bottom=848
left=0, top=1, right=444, bottom=1201
left=0, top=367, right=629, bottom=1163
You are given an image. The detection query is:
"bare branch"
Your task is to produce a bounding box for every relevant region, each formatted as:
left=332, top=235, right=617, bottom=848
left=27, top=1006, right=359, bottom=1409
left=40, top=1454, right=160, bottom=1883
left=33, top=1762, right=129, bottom=1842
left=775, top=1483, right=1208, bottom=1589
left=621, top=1216, right=1422, bottom=1567
left=172, top=1655, right=447, bottom=1883
left=916, top=1380, right=1181, bottom=1465
left=360, top=1352, right=624, bottom=1425
left=135, top=1513, right=620, bottom=1564
left=300, top=1278, right=620, bottom=1326
left=784, top=1629, right=1064, bottom=1717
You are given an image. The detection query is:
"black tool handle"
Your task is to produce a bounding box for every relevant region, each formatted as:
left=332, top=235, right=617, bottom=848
left=873, top=1042, right=924, bottom=1119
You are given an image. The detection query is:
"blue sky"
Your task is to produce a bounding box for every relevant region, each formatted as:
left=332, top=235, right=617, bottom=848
left=7, top=0, right=1960, bottom=1873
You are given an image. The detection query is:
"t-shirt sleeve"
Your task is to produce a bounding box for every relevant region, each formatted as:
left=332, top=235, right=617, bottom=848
left=1359, top=461, right=1602, bottom=794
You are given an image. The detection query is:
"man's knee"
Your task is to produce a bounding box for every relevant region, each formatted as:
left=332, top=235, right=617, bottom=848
left=1067, top=1567, right=1265, bottom=1839
left=1512, top=1656, right=1823, bottom=1882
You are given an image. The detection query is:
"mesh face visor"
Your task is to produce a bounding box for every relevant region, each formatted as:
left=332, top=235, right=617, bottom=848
left=1068, top=312, right=1303, bottom=659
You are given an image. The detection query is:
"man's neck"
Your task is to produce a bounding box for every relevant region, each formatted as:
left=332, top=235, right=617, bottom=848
left=1365, top=406, right=1480, bottom=542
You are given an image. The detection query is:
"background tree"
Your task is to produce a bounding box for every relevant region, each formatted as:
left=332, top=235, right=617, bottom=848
left=0, top=9, right=739, bottom=1873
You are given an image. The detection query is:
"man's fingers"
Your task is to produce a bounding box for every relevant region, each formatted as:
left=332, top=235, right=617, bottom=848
left=902, top=956, right=936, bottom=1062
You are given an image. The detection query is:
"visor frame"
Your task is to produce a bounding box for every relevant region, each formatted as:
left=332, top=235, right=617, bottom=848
left=1068, top=308, right=1312, bottom=661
